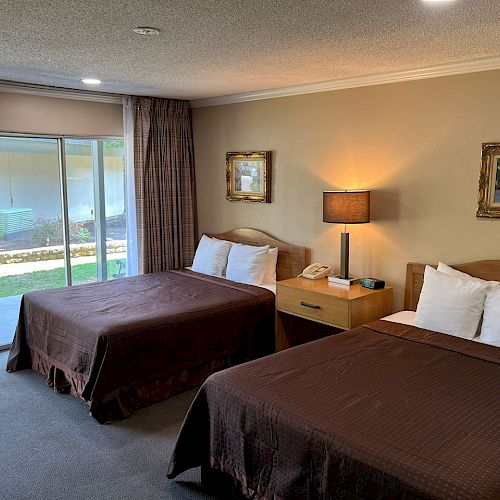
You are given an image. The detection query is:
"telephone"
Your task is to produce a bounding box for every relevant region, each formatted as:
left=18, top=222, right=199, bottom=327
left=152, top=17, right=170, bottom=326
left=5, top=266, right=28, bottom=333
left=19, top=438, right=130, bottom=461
left=300, top=263, right=332, bottom=280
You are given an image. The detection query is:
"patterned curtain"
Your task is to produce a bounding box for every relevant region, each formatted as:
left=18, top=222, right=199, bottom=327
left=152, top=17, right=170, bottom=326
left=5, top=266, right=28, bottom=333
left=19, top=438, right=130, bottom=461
left=133, top=97, right=197, bottom=274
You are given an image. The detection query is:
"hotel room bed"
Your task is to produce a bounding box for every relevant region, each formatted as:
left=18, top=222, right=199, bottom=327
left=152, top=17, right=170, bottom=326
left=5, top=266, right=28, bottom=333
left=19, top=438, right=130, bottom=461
left=6, top=229, right=306, bottom=423
left=168, top=261, right=500, bottom=499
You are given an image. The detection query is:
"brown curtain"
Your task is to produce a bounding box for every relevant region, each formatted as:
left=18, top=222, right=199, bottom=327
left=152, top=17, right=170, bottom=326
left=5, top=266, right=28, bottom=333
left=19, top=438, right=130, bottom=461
left=133, top=97, right=197, bottom=274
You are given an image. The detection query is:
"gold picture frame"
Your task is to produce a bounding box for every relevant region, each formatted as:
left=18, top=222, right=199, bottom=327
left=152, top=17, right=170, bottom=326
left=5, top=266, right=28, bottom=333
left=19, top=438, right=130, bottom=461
left=477, top=143, right=500, bottom=218
left=226, top=151, right=272, bottom=203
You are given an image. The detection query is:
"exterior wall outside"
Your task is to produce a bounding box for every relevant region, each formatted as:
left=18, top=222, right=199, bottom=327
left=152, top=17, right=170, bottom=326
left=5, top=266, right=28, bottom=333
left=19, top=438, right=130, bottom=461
left=0, top=145, right=125, bottom=223
left=192, top=69, right=500, bottom=310
left=66, top=153, right=125, bottom=222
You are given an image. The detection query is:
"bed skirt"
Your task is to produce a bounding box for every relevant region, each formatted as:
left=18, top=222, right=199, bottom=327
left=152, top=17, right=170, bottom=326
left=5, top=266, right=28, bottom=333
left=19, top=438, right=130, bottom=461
left=27, top=345, right=249, bottom=423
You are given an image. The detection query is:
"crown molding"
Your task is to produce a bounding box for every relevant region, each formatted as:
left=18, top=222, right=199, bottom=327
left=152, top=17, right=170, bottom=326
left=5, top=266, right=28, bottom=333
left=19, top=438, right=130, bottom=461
left=0, top=80, right=123, bottom=104
left=190, top=56, right=500, bottom=108
left=3, top=56, right=500, bottom=108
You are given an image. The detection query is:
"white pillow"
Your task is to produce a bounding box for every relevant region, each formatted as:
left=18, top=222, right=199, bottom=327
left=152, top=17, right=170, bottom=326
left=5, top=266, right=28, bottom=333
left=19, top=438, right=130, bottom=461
left=262, top=247, right=278, bottom=284
left=437, top=262, right=474, bottom=279
left=414, top=266, right=488, bottom=340
left=437, top=262, right=500, bottom=336
left=437, top=262, right=498, bottom=287
left=214, top=240, right=278, bottom=283
left=191, top=235, right=231, bottom=277
left=479, top=287, right=500, bottom=347
left=212, top=237, right=234, bottom=274
left=225, top=243, right=270, bottom=285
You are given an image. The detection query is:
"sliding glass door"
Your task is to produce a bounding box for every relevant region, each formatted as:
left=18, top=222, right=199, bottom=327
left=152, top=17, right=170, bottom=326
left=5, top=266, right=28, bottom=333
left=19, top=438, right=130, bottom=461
left=64, top=138, right=126, bottom=284
left=0, top=137, right=64, bottom=347
left=0, top=135, right=126, bottom=347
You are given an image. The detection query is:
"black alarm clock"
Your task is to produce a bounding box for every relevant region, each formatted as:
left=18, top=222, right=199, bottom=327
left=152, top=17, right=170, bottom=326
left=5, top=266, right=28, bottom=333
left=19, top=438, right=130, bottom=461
left=360, top=278, right=385, bottom=289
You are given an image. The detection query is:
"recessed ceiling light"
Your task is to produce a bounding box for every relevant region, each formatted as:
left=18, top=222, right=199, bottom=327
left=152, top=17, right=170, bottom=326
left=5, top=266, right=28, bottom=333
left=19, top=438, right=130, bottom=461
left=133, top=27, right=160, bottom=36
left=81, top=78, right=101, bottom=85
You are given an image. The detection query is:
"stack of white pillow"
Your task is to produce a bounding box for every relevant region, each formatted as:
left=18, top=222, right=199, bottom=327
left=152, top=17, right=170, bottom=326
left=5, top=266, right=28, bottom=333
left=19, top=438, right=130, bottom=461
left=414, top=262, right=500, bottom=346
left=190, top=235, right=278, bottom=286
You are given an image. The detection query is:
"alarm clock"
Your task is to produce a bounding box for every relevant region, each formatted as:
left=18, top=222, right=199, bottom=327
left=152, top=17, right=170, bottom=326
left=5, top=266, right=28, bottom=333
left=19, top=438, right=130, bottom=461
left=360, top=278, right=385, bottom=289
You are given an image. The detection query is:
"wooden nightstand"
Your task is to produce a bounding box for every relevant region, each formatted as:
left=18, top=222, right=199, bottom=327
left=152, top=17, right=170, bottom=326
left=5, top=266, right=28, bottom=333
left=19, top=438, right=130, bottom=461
left=275, top=277, right=393, bottom=351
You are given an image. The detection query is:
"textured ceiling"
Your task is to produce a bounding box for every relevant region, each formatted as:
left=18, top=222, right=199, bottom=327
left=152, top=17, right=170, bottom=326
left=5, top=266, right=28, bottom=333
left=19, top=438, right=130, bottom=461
left=1, top=0, right=500, bottom=100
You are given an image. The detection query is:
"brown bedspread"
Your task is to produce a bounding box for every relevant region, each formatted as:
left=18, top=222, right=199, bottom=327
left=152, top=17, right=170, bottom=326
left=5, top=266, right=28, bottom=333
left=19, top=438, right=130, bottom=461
left=6, top=269, right=274, bottom=423
left=168, top=320, right=500, bottom=499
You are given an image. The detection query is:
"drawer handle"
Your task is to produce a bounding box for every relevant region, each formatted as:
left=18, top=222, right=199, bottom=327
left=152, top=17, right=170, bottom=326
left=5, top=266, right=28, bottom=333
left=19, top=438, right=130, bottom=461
left=300, top=301, right=321, bottom=310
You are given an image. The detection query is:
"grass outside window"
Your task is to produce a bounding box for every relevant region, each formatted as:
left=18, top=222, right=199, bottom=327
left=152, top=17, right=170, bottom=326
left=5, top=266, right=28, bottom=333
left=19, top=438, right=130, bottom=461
left=0, top=259, right=125, bottom=298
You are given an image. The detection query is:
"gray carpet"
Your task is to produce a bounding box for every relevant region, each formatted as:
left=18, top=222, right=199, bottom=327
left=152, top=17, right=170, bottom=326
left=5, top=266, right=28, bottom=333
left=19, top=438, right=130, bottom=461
left=0, top=351, right=218, bottom=500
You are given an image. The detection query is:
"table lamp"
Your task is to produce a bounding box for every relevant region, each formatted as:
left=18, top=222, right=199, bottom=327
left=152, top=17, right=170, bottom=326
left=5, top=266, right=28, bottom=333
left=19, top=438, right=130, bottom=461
left=323, top=190, right=370, bottom=285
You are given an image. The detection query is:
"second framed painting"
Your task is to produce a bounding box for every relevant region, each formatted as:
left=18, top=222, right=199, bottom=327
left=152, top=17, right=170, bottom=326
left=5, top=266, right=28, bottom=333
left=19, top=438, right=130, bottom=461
left=477, top=143, right=500, bottom=218
left=226, top=151, right=272, bottom=203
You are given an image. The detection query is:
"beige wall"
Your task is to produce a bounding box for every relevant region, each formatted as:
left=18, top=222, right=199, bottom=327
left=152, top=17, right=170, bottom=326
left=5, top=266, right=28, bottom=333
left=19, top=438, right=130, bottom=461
left=0, top=92, right=123, bottom=136
left=193, top=70, right=500, bottom=310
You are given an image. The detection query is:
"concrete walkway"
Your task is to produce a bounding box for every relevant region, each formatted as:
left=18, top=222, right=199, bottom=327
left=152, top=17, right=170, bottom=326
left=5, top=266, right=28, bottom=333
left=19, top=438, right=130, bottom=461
left=0, top=252, right=127, bottom=277
left=0, top=295, right=21, bottom=346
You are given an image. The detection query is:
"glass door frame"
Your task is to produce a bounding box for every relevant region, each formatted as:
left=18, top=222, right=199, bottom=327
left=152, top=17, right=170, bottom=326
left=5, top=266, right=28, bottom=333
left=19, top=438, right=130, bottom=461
left=58, top=138, right=72, bottom=286
left=90, top=140, right=108, bottom=282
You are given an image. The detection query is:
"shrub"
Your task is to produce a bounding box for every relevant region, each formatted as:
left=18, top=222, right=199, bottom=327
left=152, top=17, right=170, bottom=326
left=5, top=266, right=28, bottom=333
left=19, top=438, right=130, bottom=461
left=31, top=217, right=91, bottom=246
left=78, top=227, right=91, bottom=243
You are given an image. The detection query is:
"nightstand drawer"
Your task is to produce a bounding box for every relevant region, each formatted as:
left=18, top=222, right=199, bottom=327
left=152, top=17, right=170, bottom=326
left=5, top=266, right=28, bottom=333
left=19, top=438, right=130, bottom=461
left=276, top=285, right=350, bottom=329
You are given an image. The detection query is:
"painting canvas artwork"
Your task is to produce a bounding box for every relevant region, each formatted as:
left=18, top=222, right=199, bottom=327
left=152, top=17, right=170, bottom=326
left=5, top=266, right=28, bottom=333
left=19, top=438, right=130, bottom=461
left=477, top=144, right=500, bottom=218
left=233, top=159, right=264, bottom=193
left=226, top=151, right=271, bottom=203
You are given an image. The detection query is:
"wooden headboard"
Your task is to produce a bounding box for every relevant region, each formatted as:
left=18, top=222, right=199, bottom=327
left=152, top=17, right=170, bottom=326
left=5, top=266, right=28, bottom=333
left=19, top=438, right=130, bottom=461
left=205, top=228, right=307, bottom=281
left=404, top=260, right=500, bottom=311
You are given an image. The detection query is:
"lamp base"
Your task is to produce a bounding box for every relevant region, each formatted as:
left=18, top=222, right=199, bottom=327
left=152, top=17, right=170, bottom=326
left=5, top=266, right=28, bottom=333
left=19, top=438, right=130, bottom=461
left=328, top=275, right=360, bottom=286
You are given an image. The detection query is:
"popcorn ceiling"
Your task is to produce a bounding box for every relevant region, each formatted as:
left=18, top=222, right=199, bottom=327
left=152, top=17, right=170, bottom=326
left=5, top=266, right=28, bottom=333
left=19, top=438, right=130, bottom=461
left=0, top=0, right=499, bottom=100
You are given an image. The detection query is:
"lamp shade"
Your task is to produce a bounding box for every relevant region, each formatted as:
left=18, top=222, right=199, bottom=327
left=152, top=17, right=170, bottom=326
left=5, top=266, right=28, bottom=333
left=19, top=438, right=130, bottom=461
left=323, top=190, right=370, bottom=224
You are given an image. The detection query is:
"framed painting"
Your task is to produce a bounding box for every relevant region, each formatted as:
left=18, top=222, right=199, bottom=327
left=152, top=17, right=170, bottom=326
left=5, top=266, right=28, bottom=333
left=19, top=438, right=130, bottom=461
left=226, top=151, right=271, bottom=203
left=477, top=143, right=500, bottom=218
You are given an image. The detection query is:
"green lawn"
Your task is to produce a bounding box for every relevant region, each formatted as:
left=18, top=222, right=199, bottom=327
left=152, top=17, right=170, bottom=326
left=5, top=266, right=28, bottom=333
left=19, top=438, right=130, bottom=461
left=0, top=259, right=126, bottom=298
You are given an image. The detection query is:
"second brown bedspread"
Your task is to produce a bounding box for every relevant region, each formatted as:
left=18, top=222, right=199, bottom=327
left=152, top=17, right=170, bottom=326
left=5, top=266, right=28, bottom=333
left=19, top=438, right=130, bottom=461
left=168, top=320, right=500, bottom=499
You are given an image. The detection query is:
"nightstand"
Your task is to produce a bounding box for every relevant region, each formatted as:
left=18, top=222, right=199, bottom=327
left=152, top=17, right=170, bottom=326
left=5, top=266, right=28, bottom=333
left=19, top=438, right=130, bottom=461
left=275, top=277, right=393, bottom=351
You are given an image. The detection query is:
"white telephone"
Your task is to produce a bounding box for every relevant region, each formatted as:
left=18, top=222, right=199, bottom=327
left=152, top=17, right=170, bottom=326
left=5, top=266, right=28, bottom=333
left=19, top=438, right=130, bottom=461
left=300, top=263, right=332, bottom=280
